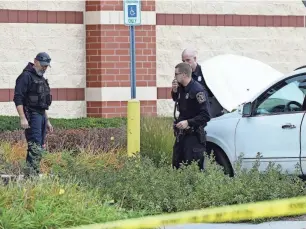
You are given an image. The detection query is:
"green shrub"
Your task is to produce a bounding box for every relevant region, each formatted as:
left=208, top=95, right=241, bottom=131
left=50, top=151, right=306, bottom=221
left=0, top=176, right=145, bottom=229
left=1, top=115, right=306, bottom=226
left=0, top=115, right=126, bottom=132
left=2, top=150, right=305, bottom=227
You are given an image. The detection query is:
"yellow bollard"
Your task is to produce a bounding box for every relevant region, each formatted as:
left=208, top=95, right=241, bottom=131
left=127, top=99, right=140, bottom=156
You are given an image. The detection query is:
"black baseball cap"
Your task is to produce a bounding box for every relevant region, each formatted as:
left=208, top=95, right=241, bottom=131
left=35, top=52, right=51, bottom=67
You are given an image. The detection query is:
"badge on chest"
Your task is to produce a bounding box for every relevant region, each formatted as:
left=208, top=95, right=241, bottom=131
left=185, top=93, right=189, bottom=99
left=198, top=76, right=202, bottom=82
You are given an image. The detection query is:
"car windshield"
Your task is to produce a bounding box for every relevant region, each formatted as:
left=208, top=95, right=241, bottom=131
left=255, top=77, right=306, bottom=114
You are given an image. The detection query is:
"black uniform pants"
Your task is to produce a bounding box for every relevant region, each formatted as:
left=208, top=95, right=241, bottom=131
left=172, top=132, right=206, bottom=170
left=24, top=111, right=47, bottom=176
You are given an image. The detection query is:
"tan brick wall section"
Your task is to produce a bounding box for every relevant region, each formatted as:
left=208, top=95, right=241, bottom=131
left=1, top=0, right=306, bottom=118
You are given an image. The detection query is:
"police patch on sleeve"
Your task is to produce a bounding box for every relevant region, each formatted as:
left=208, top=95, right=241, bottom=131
left=196, top=92, right=206, bottom=104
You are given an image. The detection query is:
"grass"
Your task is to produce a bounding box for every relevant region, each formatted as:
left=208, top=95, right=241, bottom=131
left=140, top=116, right=174, bottom=165
left=0, top=177, right=146, bottom=229
left=0, top=116, right=305, bottom=228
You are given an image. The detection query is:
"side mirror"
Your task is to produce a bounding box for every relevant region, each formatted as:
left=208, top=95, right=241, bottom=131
left=242, top=102, right=252, bottom=117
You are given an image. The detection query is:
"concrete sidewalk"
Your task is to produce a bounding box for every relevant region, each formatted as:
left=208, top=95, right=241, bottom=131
left=165, top=221, right=306, bottom=229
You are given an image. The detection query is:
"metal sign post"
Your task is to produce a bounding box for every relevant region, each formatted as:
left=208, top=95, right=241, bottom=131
left=124, top=0, right=141, bottom=99
left=129, top=26, right=136, bottom=99
left=124, top=0, right=141, bottom=156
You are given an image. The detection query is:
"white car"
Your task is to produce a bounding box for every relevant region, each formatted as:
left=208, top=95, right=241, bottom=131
left=201, top=54, right=306, bottom=177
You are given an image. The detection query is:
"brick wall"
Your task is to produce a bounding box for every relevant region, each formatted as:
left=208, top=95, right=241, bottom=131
left=84, top=0, right=306, bottom=119
left=87, top=100, right=156, bottom=118
left=86, top=24, right=156, bottom=88
left=85, top=0, right=155, bottom=11
left=2, top=1, right=306, bottom=119
left=85, top=0, right=157, bottom=118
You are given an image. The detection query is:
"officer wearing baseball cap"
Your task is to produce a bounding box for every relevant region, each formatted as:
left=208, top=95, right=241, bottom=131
left=36, top=52, right=51, bottom=66
left=13, top=52, right=54, bottom=177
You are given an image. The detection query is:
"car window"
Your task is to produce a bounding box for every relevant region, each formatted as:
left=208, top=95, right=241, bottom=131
left=254, top=75, right=306, bottom=115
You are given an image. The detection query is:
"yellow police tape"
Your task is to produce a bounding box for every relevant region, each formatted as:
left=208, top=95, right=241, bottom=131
left=64, top=195, right=306, bottom=229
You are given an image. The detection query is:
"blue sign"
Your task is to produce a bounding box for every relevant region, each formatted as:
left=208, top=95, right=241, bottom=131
left=124, top=0, right=141, bottom=26
left=128, top=5, right=137, bottom=18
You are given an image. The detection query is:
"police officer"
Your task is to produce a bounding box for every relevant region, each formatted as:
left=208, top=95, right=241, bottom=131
left=171, top=62, right=211, bottom=170
left=13, top=52, right=54, bottom=176
left=181, top=48, right=224, bottom=118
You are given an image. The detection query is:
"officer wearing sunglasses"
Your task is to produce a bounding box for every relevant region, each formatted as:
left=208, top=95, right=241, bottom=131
left=171, top=62, right=211, bottom=171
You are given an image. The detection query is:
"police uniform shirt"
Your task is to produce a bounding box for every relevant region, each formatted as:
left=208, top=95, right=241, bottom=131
left=177, top=79, right=211, bottom=128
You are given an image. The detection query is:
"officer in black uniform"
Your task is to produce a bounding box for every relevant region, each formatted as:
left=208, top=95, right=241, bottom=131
left=13, top=52, right=54, bottom=176
left=181, top=48, right=224, bottom=117
left=171, top=62, right=211, bottom=170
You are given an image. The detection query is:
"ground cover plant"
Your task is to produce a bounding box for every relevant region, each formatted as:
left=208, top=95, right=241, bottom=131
left=0, top=116, right=305, bottom=228
left=0, top=176, right=147, bottom=229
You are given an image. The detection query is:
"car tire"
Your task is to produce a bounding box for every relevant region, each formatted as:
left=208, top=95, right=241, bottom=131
left=206, top=143, right=234, bottom=177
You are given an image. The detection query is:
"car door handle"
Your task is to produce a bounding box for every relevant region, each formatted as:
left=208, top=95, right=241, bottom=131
left=282, top=123, right=296, bottom=129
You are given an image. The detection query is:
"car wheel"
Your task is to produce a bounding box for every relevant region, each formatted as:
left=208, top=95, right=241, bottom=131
left=206, top=143, right=234, bottom=177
